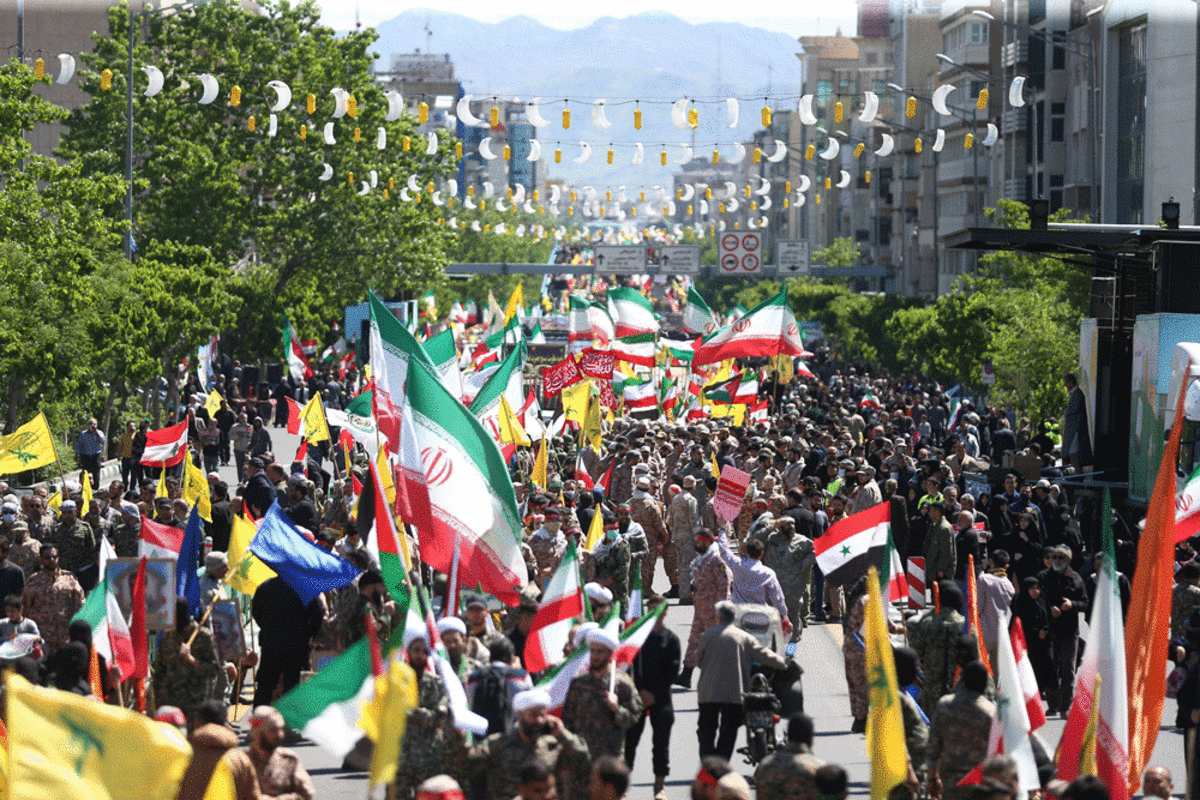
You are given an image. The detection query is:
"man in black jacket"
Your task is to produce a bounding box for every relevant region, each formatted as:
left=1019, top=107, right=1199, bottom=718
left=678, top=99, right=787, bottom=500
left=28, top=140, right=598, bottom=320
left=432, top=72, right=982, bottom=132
left=251, top=576, right=323, bottom=709
left=624, top=596, right=680, bottom=800
left=1037, top=544, right=1088, bottom=716
left=243, top=458, right=275, bottom=518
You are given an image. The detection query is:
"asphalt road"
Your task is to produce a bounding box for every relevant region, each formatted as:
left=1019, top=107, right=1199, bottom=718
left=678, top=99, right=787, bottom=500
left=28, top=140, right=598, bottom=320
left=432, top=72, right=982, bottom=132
left=228, top=423, right=1190, bottom=799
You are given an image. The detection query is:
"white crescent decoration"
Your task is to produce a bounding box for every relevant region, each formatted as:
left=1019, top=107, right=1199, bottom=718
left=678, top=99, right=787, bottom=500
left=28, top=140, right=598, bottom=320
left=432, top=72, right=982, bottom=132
left=464, top=197, right=477, bottom=209
left=358, top=182, right=371, bottom=196
left=448, top=217, right=457, bottom=228
left=513, top=185, right=526, bottom=204
left=677, top=144, right=692, bottom=165
left=330, top=87, right=349, bottom=119
left=56, top=54, right=76, bottom=85
left=527, top=139, right=542, bottom=161
left=483, top=181, right=495, bottom=198
left=726, top=98, right=739, bottom=129
left=680, top=184, right=695, bottom=202
left=370, top=170, right=378, bottom=188
left=758, top=216, right=769, bottom=228
left=858, top=91, right=879, bottom=123
left=318, top=163, right=333, bottom=181
left=759, top=196, right=772, bottom=211
left=267, top=80, right=291, bottom=112
left=457, top=95, right=482, bottom=127
left=797, top=175, right=811, bottom=193
left=932, top=128, right=945, bottom=152
left=268, top=114, right=278, bottom=137
left=728, top=143, right=746, bottom=165
left=875, top=134, right=894, bottom=157
left=798, top=94, right=818, bottom=125
left=717, top=220, right=727, bottom=232
left=550, top=185, right=561, bottom=204
left=632, top=143, right=644, bottom=165
left=795, top=193, right=806, bottom=208
left=836, top=170, right=851, bottom=189
left=448, top=179, right=458, bottom=196
left=819, top=138, right=840, bottom=160
left=432, top=191, right=444, bottom=206
left=573, top=142, right=592, bottom=164
left=755, top=177, right=771, bottom=196
left=767, top=140, right=787, bottom=163
left=983, top=123, right=999, bottom=147
left=426, top=132, right=438, bottom=155
left=724, top=181, right=736, bottom=197
left=377, top=127, right=387, bottom=150
left=523, top=201, right=536, bottom=214
left=495, top=199, right=508, bottom=212
left=671, top=98, right=690, bottom=130
left=479, top=137, right=496, bottom=160
left=517, top=224, right=527, bottom=236
left=400, top=187, right=413, bottom=202
left=668, top=201, right=677, bottom=216
left=142, top=65, right=164, bottom=97
left=1009, top=76, right=1027, bottom=108
left=408, top=175, right=422, bottom=193
left=526, top=97, right=550, bottom=127
left=385, top=90, right=404, bottom=121
left=699, top=200, right=709, bottom=215
left=495, top=223, right=506, bottom=234
left=323, top=122, right=336, bottom=145
left=197, top=73, right=219, bottom=105
left=592, top=99, right=612, bottom=130
left=471, top=220, right=482, bottom=232
left=726, top=197, right=739, bottom=213
left=932, top=84, right=955, bottom=117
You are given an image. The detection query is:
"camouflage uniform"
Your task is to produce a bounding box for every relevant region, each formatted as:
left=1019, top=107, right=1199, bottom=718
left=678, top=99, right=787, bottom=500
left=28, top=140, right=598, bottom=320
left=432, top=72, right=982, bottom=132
left=528, top=529, right=566, bottom=579
left=50, top=518, right=96, bottom=575
left=684, top=543, right=731, bottom=668
left=1172, top=581, right=1200, bottom=641
left=468, top=724, right=590, bottom=800
left=629, top=492, right=670, bottom=593
left=592, top=536, right=631, bottom=613
left=899, top=690, right=929, bottom=782
left=396, top=669, right=468, bottom=798
left=21, top=567, right=84, bottom=651
left=926, top=688, right=996, bottom=800
left=562, top=668, right=643, bottom=760
left=109, top=520, right=141, bottom=559
left=25, top=516, right=55, bottom=544
left=752, top=529, right=815, bottom=636
left=340, top=596, right=393, bottom=651
left=609, top=463, right=635, bottom=506
left=667, top=491, right=699, bottom=600
left=753, top=743, right=825, bottom=800
left=151, top=622, right=223, bottom=720
left=7, top=529, right=41, bottom=576
left=843, top=592, right=870, bottom=721
left=907, top=608, right=968, bottom=715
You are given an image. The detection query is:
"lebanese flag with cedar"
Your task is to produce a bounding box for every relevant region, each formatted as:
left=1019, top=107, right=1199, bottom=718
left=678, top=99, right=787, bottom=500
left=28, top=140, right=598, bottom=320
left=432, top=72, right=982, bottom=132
left=138, top=421, right=189, bottom=467
left=524, top=538, right=584, bottom=673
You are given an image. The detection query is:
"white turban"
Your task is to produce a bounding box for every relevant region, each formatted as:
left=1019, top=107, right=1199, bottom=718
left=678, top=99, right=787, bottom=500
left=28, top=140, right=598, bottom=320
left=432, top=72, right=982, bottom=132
left=586, top=626, right=619, bottom=651
left=572, top=622, right=598, bottom=648
left=436, top=617, right=467, bottom=637
left=512, top=689, right=553, bottom=714
left=584, top=582, right=613, bottom=605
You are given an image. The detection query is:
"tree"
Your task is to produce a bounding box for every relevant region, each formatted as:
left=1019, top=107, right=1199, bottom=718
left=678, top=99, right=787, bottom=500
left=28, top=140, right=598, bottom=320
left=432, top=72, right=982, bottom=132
left=812, top=236, right=861, bottom=268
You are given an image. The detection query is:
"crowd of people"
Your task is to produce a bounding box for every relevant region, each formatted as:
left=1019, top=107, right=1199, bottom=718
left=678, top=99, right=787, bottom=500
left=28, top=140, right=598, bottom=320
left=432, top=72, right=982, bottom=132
left=0, top=334, right=1195, bottom=800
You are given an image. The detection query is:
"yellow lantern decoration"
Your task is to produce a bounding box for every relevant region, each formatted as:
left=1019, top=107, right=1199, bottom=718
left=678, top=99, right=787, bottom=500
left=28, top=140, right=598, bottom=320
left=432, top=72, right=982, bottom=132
left=712, top=149, right=720, bottom=165
left=687, top=107, right=698, bottom=128
left=662, top=205, right=668, bottom=216
left=964, top=132, right=974, bottom=149
left=402, top=136, right=411, bottom=151
left=562, top=106, right=570, bottom=129
left=750, top=200, right=757, bottom=211
left=383, top=189, right=389, bottom=199
left=634, top=107, right=642, bottom=130
left=599, top=207, right=605, bottom=218
left=906, top=97, right=917, bottom=118
left=854, top=143, right=865, bottom=158
left=306, top=93, right=316, bottom=114
left=468, top=185, right=475, bottom=198
left=834, top=101, right=843, bottom=123
left=414, top=193, right=421, bottom=203
left=300, top=124, right=307, bottom=140
left=478, top=199, right=484, bottom=210
left=607, top=148, right=614, bottom=164
left=555, top=148, right=562, bottom=164
left=353, top=127, right=361, bottom=143
left=824, top=177, right=832, bottom=190
left=490, top=105, right=500, bottom=127
left=805, top=144, right=815, bottom=160
left=570, top=190, right=576, bottom=202
left=865, top=170, right=872, bottom=184
left=503, top=144, right=511, bottom=160
left=538, top=204, right=544, bottom=214
left=346, top=96, right=358, bottom=117
left=734, top=222, right=740, bottom=230
left=783, top=197, right=789, bottom=210
left=630, top=206, right=636, bottom=216
left=914, top=137, right=923, bottom=154
left=34, top=58, right=44, bottom=80
left=753, top=148, right=762, bottom=164
left=568, top=207, right=574, bottom=217
left=785, top=181, right=791, bottom=193
left=640, top=190, right=646, bottom=202
left=418, top=101, right=429, bottom=123
left=100, top=69, right=113, bottom=91
left=455, top=142, right=463, bottom=158
left=248, top=116, right=256, bottom=132
left=448, top=197, right=455, bottom=208
left=710, top=224, right=716, bottom=236
left=687, top=204, right=693, bottom=215
left=532, top=189, right=539, bottom=202
left=706, top=187, right=712, bottom=200
left=606, top=190, right=612, bottom=202
left=388, top=177, right=395, bottom=190
left=660, top=149, right=668, bottom=166
left=762, top=105, right=772, bottom=127
left=977, top=88, right=989, bottom=110
left=815, top=193, right=821, bottom=205
left=719, top=202, right=726, bottom=213
left=348, top=172, right=354, bottom=185
left=744, top=184, right=751, bottom=198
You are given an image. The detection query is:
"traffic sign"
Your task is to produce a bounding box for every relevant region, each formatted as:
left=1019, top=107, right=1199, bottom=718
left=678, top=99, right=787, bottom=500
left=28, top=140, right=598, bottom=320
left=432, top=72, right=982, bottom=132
left=718, top=231, right=763, bottom=274
left=594, top=245, right=647, bottom=273
left=982, top=362, right=996, bottom=384
left=776, top=239, right=810, bottom=274
left=658, top=245, right=701, bottom=274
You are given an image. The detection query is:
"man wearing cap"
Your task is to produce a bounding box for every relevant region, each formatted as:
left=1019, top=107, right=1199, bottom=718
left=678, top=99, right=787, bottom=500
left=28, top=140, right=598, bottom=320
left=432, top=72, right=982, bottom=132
left=563, top=626, right=643, bottom=762
left=49, top=499, right=95, bottom=576
left=244, top=706, right=315, bottom=800
left=469, top=688, right=590, bottom=800
left=530, top=509, right=567, bottom=581
left=608, top=452, right=638, bottom=507
left=668, top=476, right=700, bottom=604
left=5, top=510, right=39, bottom=577
left=244, top=458, right=276, bottom=519
left=108, top=501, right=141, bottom=558
left=198, top=552, right=229, bottom=618
left=630, top=476, right=671, bottom=597
left=750, top=515, right=815, bottom=642
left=591, top=520, right=631, bottom=615
left=848, top=465, right=883, bottom=516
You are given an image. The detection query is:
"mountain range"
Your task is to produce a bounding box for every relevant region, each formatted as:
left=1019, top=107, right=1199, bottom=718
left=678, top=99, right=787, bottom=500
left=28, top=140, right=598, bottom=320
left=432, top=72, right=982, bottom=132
left=370, top=10, right=808, bottom=190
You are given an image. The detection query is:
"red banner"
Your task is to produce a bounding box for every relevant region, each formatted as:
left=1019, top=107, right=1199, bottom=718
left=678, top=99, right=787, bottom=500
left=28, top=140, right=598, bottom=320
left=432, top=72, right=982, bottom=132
left=540, top=356, right=583, bottom=399
left=579, top=348, right=615, bottom=380
left=597, top=381, right=619, bottom=410
left=712, top=465, right=752, bottom=522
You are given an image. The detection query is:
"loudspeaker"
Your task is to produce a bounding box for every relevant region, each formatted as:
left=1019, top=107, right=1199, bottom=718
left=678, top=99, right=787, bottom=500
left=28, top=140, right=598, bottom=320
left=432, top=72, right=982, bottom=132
left=265, top=363, right=283, bottom=385
left=1153, top=241, right=1200, bottom=314
left=240, top=365, right=259, bottom=389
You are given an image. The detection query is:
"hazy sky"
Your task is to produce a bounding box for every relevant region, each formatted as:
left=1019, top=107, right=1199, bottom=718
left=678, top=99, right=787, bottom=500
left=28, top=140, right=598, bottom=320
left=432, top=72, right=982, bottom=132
left=317, top=1, right=860, bottom=39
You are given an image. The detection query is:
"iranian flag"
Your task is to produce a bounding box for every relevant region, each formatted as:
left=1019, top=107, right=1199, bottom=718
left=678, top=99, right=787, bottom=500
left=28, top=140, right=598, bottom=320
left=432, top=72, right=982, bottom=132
left=612, top=601, right=666, bottom=666
left=1175, top=463, right=1200, bottom=543
left=574, top=454, right=594, bottom=490
left=283, top=314, right=313, bottom=382
left=368, top=291, right=440, bottom=458
left=530, top=321, right=547, bottom=344
left=607, top=287, right=660, bottom=337
left=524, top=538, right=585, bottom=673
left=139, top=515, right=185, bottom=561
left=72, top=558, right=136, bottom=682
left=423, top=329, right=464, bottom=399
left=468, top=342, right=527, bottom=444
left=683, top=286, right=718, bottom=336
left=625, top=568, right=643, bottom=624
left=814, top=503, right=905, bottom=600
left=536, top=608, right=661, bottom=713
left=449, top=301, right=468, bottom=325
left=611, top=333, right=657, bottom=367
left=568, top=295, right=614, bottom=353
left=692, top=289, right=809, bottom=368
left=623, top=382, right=658, bottom=410
left=659, top=376, right=679, bottom=416
left=138, top=421, right=188, bottom=468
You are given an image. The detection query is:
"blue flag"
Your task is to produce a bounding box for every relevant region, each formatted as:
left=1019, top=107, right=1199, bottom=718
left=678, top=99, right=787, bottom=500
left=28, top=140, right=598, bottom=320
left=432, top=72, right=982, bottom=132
left=179, top=506, right=204, bottom=617
left=249, top=502, right=361, bottom=606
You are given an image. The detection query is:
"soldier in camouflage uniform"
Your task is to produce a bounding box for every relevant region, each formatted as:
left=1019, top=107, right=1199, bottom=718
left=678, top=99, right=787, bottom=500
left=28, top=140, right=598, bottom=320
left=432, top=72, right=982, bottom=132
left=469, top=688, right=591, bottom=800
left=7, top=521, right=40, bottom=577
left=1172, top=563, right=1200, bottom=641
left=340, top=571, right=394, bottom=651
left=49, top=500, right=95, bottom=575
left=750, top=515, right=815, bottom=640
left=842, top=578, right=871, bottom=731
left=682, top=531, right=731, bottom=683
left=529, top=509, right=567, bottom=583
left=152, top=597, right=225, bottom=721
left=667, top=477, right=700, bottom=603
left=907, top=581, right=969, bottom=716
left=562, top=627, right=642, bottom=762
left=926, top=662, right=995, bottom=800
left=753, top=713, right=825, bottom=800
left=24, top=496, right=55, bottom=544
left=630, top=477, right=671, bottom=596
left=22, top=545, right=84, bottom=651
left=591, top=515, right=631, bottom=615
left=396, top=635, right=469, bottom=799
left=109, top=502, right=142, bottom=559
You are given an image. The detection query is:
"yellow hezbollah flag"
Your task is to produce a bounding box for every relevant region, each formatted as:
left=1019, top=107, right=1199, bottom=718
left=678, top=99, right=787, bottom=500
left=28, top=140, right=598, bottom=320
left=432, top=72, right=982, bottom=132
left=6, top=671, right=192, bottom=800
left=47, top=490, right=62, bottom=513
left=498, top=396, right=531, bottom=447
left=359, top=653, right=418, bottom=787
left=504, top=283, right=524, bottom=324
left=80, top=470, right=93, bottom=513
left=155, top=468, right=168, bottom=499
left=864, top=566, right=908, bottom=800
left=1079, top=673, right=1102, bottom=777
left=582, top=391, right=602, bottom=451
left=710, top=452, right=721, bottom=480
left=583, top=497, right=605, bottom=552
left=531, top=432, right=548, bottom=489
left=226, top=514, right=276, bottom=596
left=182, top=453, right=212, bottom=522
left=0, top=413, right=57, bottom=474
left=200, top=756, right=236, bottom=800
left=562, top=380, right=591, bottom=429
left=300, top=395, right=330, bottom=444
left=204, top=390, right=223, bottom=418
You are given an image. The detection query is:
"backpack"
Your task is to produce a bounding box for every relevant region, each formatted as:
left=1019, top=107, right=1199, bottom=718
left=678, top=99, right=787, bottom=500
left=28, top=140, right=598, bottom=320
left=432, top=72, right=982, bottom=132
left=471, top=666, right=512, bottom=735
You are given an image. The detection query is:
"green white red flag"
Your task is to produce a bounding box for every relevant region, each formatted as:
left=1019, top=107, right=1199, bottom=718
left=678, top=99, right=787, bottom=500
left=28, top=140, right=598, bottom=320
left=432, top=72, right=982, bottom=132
left=607, top=287, right=660, bottom=337
left=692, top=289, right=809, bottom=367
left=283, top=314, right=313, bottom=382
left=523, top=538, right=585, bottom=673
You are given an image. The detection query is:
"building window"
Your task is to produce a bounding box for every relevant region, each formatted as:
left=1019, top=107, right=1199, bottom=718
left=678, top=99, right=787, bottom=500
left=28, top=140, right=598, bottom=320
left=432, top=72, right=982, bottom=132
left=1049, top=174, right=1064, bottom=212
left=1052, top=31, right=1067, bottom=70
left=1050, top=102, right=1065, bottom=142
left=971, top=22, right=989, bottom=44
left=1116, top=21, right=1147, bottom=224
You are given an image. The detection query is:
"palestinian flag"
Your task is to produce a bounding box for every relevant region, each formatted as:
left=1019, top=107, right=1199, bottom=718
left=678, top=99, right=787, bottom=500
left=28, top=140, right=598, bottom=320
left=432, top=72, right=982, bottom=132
left=682, top=286, right=718, bottom=336
left=607, top=287, right=660, bottom=337
left=469, top=342, right=527, bottom=445
left=597, top=460, right=615, bottom=495
left=138, top=421, right=188, bottom=468
left=704, top=373, right=756, bottom=405
left=692, top=289, right=809, bottom=368
left=360, top=456, right=410, bottom=605
left=524, top=538, right=585, bottom=673
left=72, top=575, right=136, bottom=681
left=814, top=503, right=905, bottom=600
left=611, top=333, right=657, bottom=368
left=660, top=337, right=697, bottom=366
left=283, top=314, right=313, bottom=382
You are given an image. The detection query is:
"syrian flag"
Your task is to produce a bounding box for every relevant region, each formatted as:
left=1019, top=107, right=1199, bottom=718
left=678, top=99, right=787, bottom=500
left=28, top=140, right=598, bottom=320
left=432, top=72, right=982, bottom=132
left=139, top=515, right=186, bottom=561
left=815, top=503, right=902, bottom=597
left=607, top=287, right=660, bottom=337
left=693, top=289, right=809, bottom=368
left=611, top=333, right=657, bottom=368
left=683, top=286, right=718, bottom=336
left=138, top=421, right=188, bottom=467
left=283, top=314, right=313, bottom=382
left=1175, top=463, right=1200, bottom=543
left=72, top=574, right=137, bottom=682
left=524, top=538, right=585, bottom=673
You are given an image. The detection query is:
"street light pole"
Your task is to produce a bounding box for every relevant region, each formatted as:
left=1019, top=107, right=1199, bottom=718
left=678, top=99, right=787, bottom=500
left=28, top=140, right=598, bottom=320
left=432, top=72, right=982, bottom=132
left=125, top=4, right=135, bottom=260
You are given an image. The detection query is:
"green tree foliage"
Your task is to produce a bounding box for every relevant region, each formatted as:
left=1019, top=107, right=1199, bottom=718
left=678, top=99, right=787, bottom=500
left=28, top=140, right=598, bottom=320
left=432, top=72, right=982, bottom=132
left=812, top=236, right=862, bottom=268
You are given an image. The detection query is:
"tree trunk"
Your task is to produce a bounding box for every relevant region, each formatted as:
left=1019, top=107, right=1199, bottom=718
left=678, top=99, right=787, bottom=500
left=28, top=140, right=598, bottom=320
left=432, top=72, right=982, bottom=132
left=101, top=382, right=116, bottom=458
